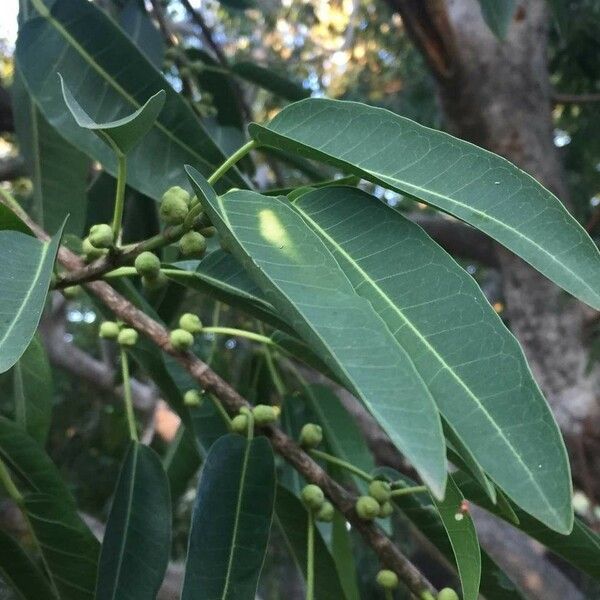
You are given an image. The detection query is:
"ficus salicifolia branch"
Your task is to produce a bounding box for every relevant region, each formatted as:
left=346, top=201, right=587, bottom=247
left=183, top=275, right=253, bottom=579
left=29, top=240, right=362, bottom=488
left=1, top=198, right=437, bottom=600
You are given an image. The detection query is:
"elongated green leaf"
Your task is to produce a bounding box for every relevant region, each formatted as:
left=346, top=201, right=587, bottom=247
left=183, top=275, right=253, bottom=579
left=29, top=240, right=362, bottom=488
left=16, top=0, right=245, bottom=200
left=292, top=186, right=572, bottom=533
left=182, top=434, right=276, bottom=600
left=378, top=467, right=525, bottom=600
left=231, top=62, right=310, bottom=102
left=0, top=417, right=100, bottom=599
left=13, top=335, right=52, bottom=445
left=188, top=172, right=447, bottom=496
left=60, top=76, right=165, bottom=155
left=431, top=475, right=481, bottom=600
left=478, top=0, right=516, bottom=39
left=96, top=442, right=171, bottom=600
left=331, top=512, right=360, bottom=600
left=276, top=485, right=348, bottom=600
left=0, top=528, right=57, bottom=600
left=119, top=0, right=164, bottom=69
left=12, top=68, right=88, bottom=236
left=0, top=224, right=63, bottom=373
left=454, top=471, right=600, bottom=582
left=249, top=98, right=600, bottom=311
left=163, top=425, right=201, bottom=502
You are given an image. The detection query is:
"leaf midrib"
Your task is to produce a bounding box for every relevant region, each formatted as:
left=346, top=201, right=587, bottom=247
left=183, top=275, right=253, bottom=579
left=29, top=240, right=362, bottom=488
left=295, top=202, right=561, bottom=524
left=31, top=0, right=223, bottom=177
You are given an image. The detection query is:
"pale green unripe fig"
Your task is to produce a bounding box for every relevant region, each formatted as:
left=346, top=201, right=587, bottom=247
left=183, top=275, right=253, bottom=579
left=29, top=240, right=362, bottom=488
left=62, top=285, right=81, bottom=299
left=355, top=495, right=380, bottom=520
left=160, top=186, right=190, bottom=224
left=179, top=313, right=203, bottom=334
left=299, top=423, right=323, bottom=448
left=184, top=389, right=203, bottom=407
left=369, top=480, right=392, bottom=503
left=170, top=328, right=194, bottom=350
left=200, top=225, right=216, bottom=238
left=134, top=251, right=161, bottom=278
left=142, top=272, right=168, bottom=291
left=252, top=404, right=279, bottom=425
left=82, top=237, right=108, bottom=262
left=99, top=321, right=120, bottom=340
left=378, top=501, right=394, bottom=518
left=179, top=231, right=207, bottom=257
left=88, top=223, right=114, bottom=248
left=375, top=569, right=399, bottom=590
left=301, top=484, right=325, bottom=511
left=437, top=588, right=459, bottom=600
left=315, top=501, right=334, bottom=522
left=231, top=414, right=248, bottom=434
left=118, top=328, right=138, bottom=347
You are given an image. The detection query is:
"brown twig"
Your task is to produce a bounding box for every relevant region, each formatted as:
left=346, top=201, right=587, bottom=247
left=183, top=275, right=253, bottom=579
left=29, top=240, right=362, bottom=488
left=553, top=92, right=600, bottom=104
left=4, top=198, right=436, bottom=598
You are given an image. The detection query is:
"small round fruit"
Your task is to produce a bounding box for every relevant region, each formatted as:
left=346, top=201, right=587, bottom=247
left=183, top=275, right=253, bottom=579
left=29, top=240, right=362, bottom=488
left=99, top=321, right=120, bottom=340
left=160, top=186, right=190, bottom=225
left=301, top=484, right=325, bottom=511
left=134, top=251, right=161, bottom=278
left=315, top=501, right=334, bottom=522
left=141, top=272, right=168, bottom=291
left=437, top=589, right=460, bottom=600
left=231, top=414, right=248, bottom=434
left=179, top=231, right=207, bottom=257
left=369, top=480, right=392, bottom=503
left=88, top=223, right=114, bottom=248
left=299, top=423, right=323, bottom=449
left=82, top=237, right=108, bottom=262
left=183, top=389, right=203, bottom=407
left=252, top=404, right=278, bottom=425
left=375, top=569, right=399, bottom=590
left=179, top=313, right=203, bottom=334
left=355, top=496, right=380, bottom=520
left=117, top=328, right=138, bottom=347
left=378, top=501, right=394, bottom=518
left=170, top=328, right=194, bottom=350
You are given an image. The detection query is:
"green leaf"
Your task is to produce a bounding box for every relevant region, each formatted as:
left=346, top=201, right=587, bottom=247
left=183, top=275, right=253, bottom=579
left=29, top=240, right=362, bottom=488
left=16, top=0, right=246, bottom=199
left=0, top=417, right=100, bottom=599
left=477, top=0, right=517, bottom=39
left=163, top=425, right=201, bottom=502
left=182, top=434, right=276, bottom=600
left=0, top=528, right=57, bottom=600
left=231, top=62, right=310, bottom=102
left=96, top=442, right=171, bottom=600
left=292, top=186, right=572, bottom=533
left=13, top=335, right=53, bottom=445
left=12, top=68, right=88, bottom=236
left=59, top=76, right=165, bottom=156
left=249, top=98, right=600, bottom=311
left=454, top=470, right=600, bottom=582
left=119, top=0, right=164, bottom=69
left=0, top=224, right=63, bottom=374
left=431, top=475, right=481, bottom=600
left=331, top=512, right=360, bottom=600
left=188, top=172, right=447, bottom=497
left=276, top=485, right=348, bottom=600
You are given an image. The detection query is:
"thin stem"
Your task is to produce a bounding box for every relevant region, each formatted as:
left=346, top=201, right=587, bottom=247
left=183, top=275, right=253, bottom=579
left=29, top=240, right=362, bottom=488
left=385, top=590, right=393, bottom=600
left=0, top=458, right=22, bottom=504
left=111, top=153, right=128, bottom=240
left=264, top=345, right=286, bottom=396
left=420, top=592, right=436, bottom=600
left=201, top=326, right=275, bottom=346
left=120, top=349, right=138, bottom=441
left=104, top=267, right=137, bottom=279
left=306, top=510, right=315, bottom=600
left=390, top=485, right=427, bottom=497
left=310, top=449, right=373, bottom=483
left=207, top=140, right=256, bottom=186
left=240, top=407, right=254, bottom=440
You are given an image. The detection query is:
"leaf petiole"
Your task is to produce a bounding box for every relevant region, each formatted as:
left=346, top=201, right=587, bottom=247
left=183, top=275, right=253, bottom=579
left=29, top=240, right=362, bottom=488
left=309, top=449, right=373, bottom=483
left=120, top=348, right=138, bottom=441
left=306, top=509, right=315, bottom=600
left=111, top=153, right=127, bottom=241
left=207, top=140, right=256, bottom=186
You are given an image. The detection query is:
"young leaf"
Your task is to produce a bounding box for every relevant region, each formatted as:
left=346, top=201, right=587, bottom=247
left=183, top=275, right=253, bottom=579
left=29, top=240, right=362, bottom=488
left=59, top=76, right=165, bottom=156
left=0, top=224, right=63, bottom=374
left=187, top=170, right=447, bottom=497
left=275, top=485, right=348, bottom=599
left=16, top=0, right=246, bottom=199
left=477, top=0, right=517, bottom=39
left=292, top=186, right=572, bottom=534
left=119, top=0, right=164, bottom=69
left=95, top=442, right=171, bottom=600
left=12, top=335, right=53, bottom=445
left=431, top=475, right=481, bottom=600
left=249, top=98, right=600, bottom=311
left=0, top=528, right=58, bottom=600
left=231, top=62, right=310, bottom=102
left=181, top=434, right=276, bottom=600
